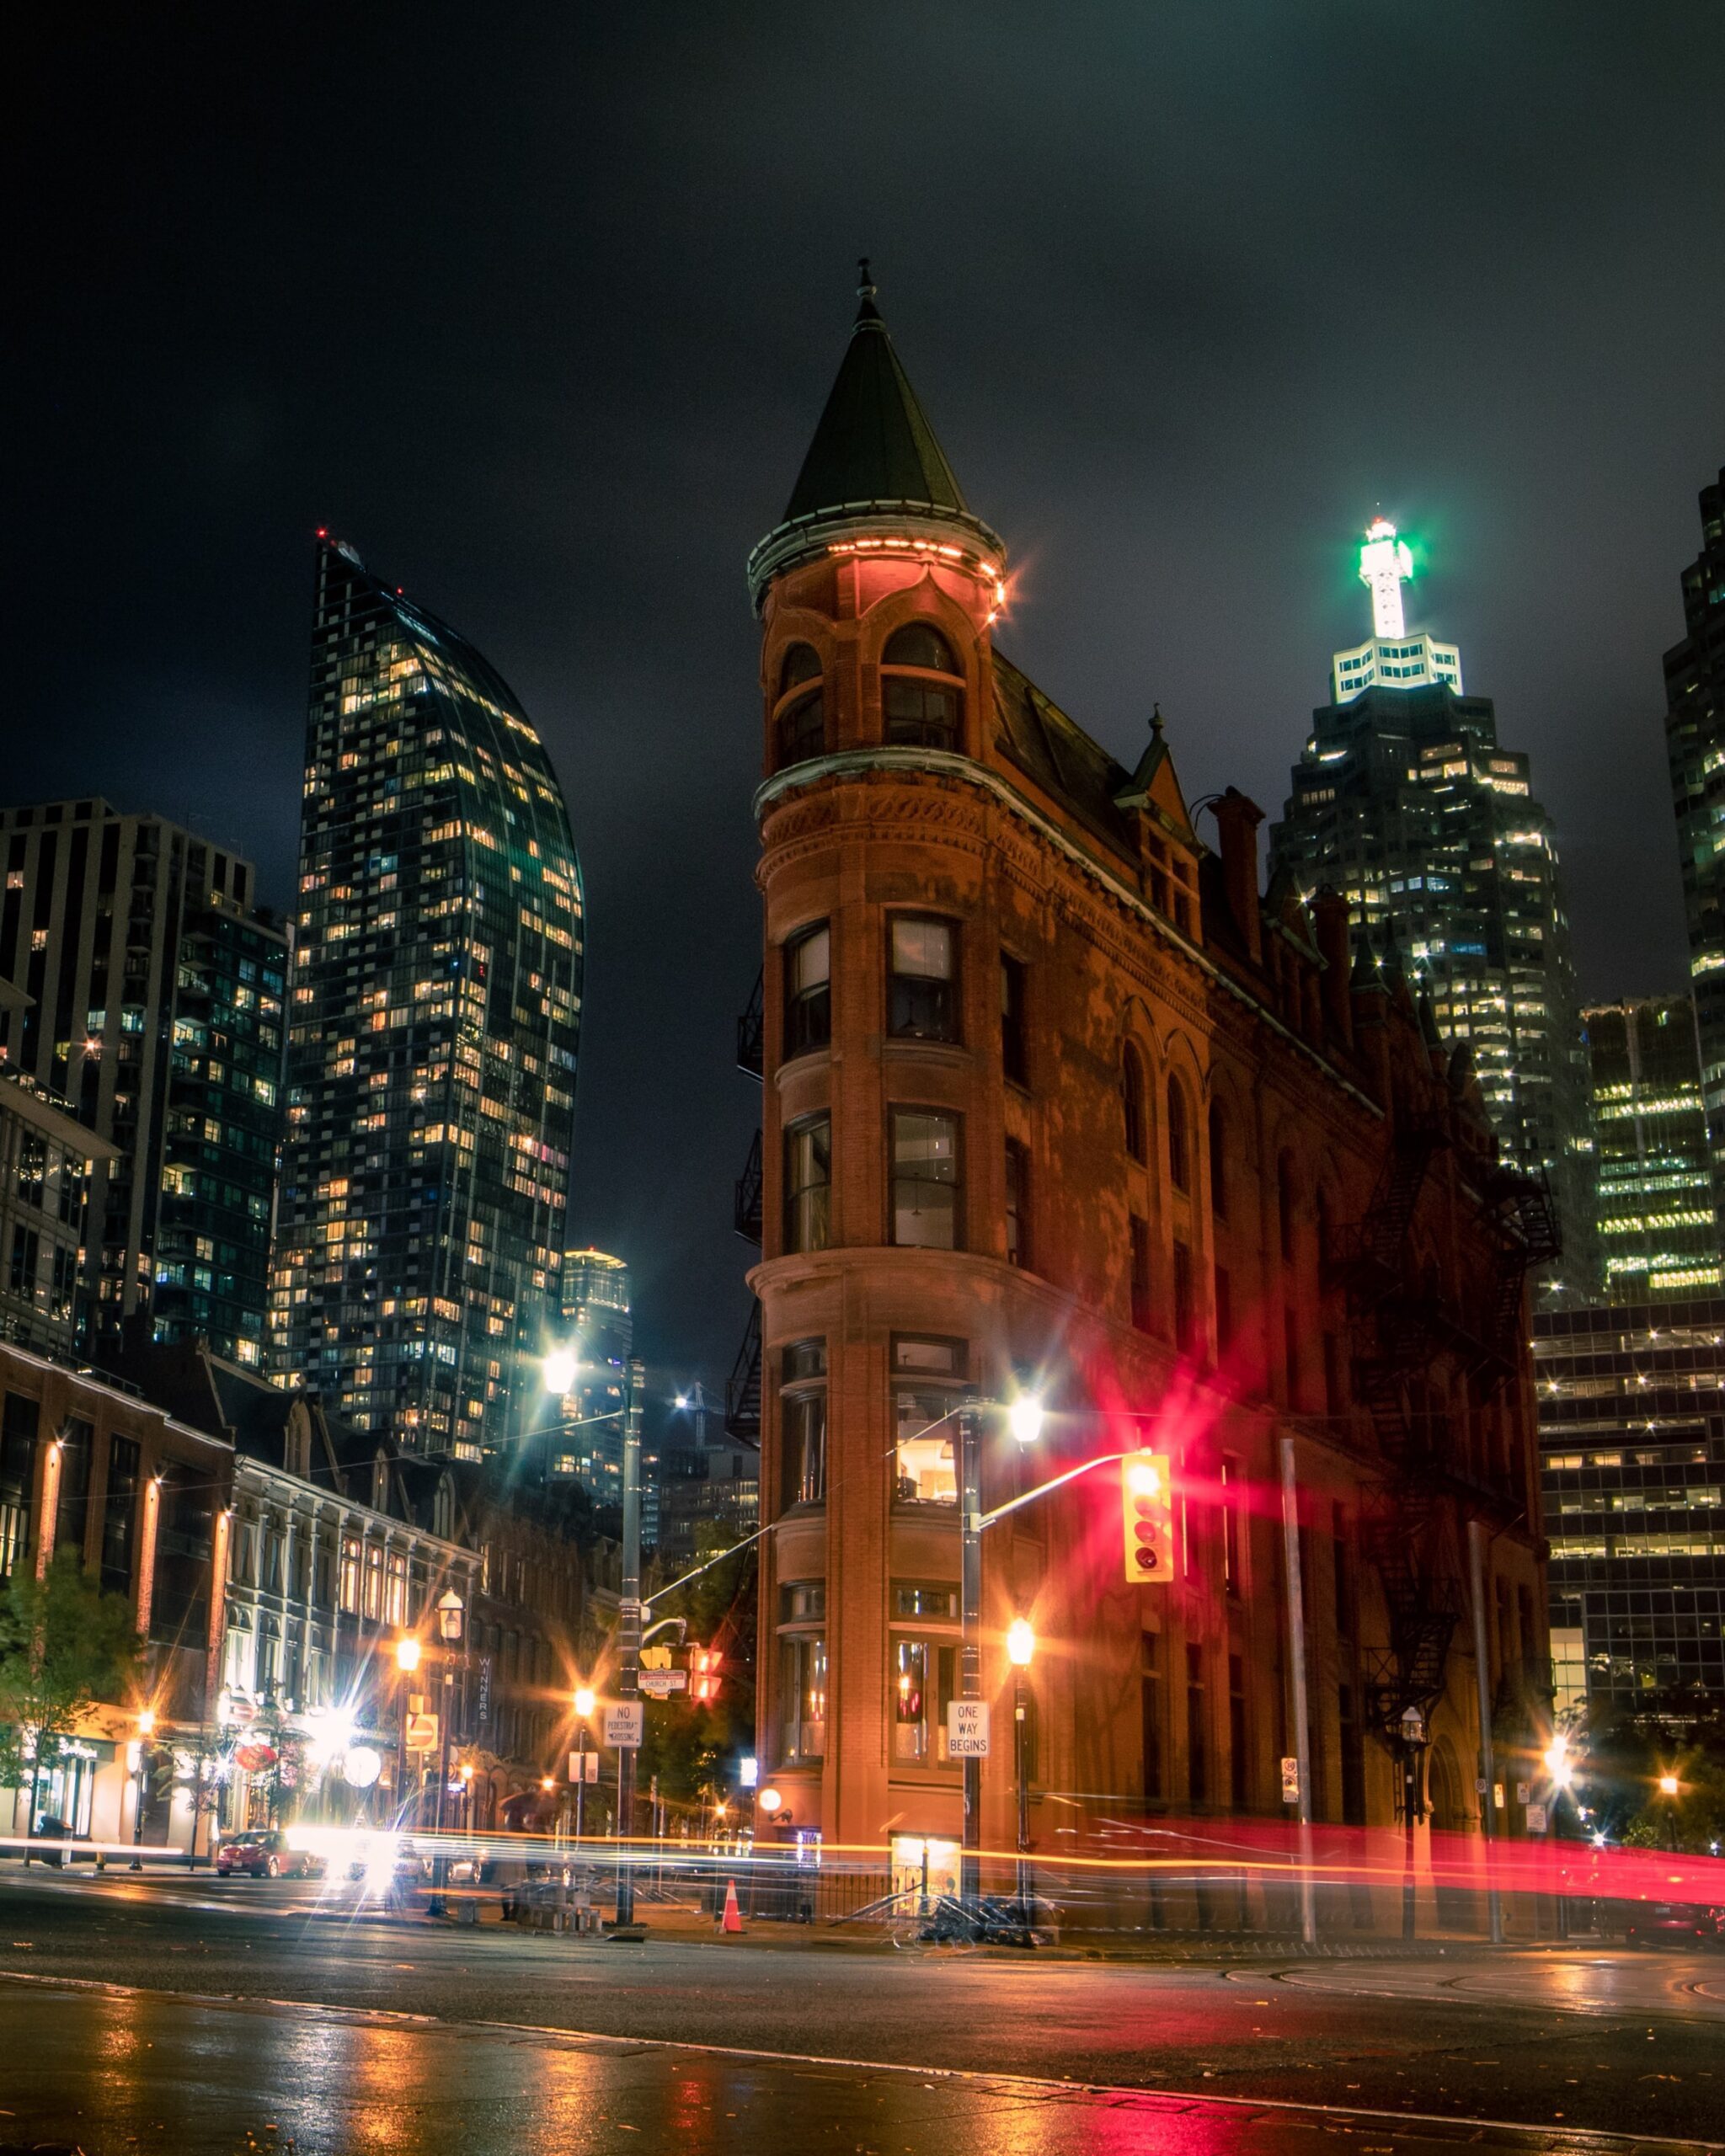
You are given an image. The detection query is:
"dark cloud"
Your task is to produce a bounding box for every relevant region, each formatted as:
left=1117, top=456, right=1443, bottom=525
left=11, top=3, right=1724, bottom=1385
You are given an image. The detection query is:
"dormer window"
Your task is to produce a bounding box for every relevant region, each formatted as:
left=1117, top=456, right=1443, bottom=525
left=882, top=623, right=962, bottom=751
left=774, top=644, right=825, bottom=769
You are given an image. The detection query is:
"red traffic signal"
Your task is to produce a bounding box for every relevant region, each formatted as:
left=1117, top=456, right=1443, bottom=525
left=690, top=1644, right=725, bottom=1705
left=1122, top=1450, right=1173, bottom=1584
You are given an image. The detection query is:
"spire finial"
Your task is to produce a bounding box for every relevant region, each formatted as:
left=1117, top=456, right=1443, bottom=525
left=854, top=256, right=881, bottom=328
left=1151, top=702, right=1165, bottom=739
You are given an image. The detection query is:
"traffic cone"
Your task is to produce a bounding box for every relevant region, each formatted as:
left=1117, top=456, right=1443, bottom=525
left=720, top=1878, right=742, bottom=1934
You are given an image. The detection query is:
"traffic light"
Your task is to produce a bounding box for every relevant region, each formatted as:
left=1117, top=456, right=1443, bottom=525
left=690, top=1645, right=724, bottom=1705
left=1122, top=1450, right=1172, bottom=1584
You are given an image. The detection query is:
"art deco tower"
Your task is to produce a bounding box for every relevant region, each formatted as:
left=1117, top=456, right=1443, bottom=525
left=1272, top=524, right=1594, bottom=1293
left=270, top=540, right=583, bottom=1457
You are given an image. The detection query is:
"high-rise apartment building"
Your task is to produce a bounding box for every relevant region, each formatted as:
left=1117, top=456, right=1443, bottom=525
left=553, top=1248, right=637, bottom=1508
left=1272, top=526, right=1594, bottom=1289
left=270, top=539, right=584, bottom=1458
left=1661, top=467, right=1725, bottom=1225
left=1535, top=1298, right=1725, bottom=1717
left=0, top=799, right=286, bottom=1363
left=1585, top=996, right=1720, bottom=1300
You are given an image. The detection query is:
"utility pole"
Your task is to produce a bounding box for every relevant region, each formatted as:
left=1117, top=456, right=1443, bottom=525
left=958, top=1399, right=983, bottom=1912
left=614, top=1384, right=644, bottom=1933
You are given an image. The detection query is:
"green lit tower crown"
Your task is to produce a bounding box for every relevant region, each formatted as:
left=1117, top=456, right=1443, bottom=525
left=1270, top=518, right=1595, bottom=1294
left=270, top=538, right=585, bottom=1456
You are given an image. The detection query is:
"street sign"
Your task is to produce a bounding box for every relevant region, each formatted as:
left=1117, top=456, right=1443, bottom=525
left=638, top=1668, right=687, bottom=1697
left=1280, top=1756, right=1300, bottom=1804
left=946, top=1700, right=991, bottom=1758
left=404, top=1711, right=439, bottom=1754
left=604, top=1701, right=644, bottom=1748
left=567, top=1750, right=599, bottom=1783
left=1525, top=1802, right=1548, bottom=1834
left=1515, top=1780, right=1530, bottom=1805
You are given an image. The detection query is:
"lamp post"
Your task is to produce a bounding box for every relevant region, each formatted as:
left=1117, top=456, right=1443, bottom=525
left=573, top=1685, right=595, bottom=1843
left=393, top=1633, right=421, bottom=1828
left=426, top=1588, right=463, bottom=1917
left=130, top=1709, right=156, bottom=1870
left=1006, top=1619, right=1034, bottom=1913
left=1541, top=1734, right=1573, bottom=1940
left=1398, top=1704, right=1428, bottom=1942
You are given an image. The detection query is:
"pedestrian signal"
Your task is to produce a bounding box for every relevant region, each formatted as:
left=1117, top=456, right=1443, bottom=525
left=690, top=1645, right=724, bottom=1705
left=1122, top=1450, right=1172, bottom=1584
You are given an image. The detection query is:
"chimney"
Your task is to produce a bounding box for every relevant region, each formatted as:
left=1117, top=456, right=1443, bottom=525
left=1211, top=787, right=1263, bottom=964
left=1310, top=886, right=1354, bottom=1048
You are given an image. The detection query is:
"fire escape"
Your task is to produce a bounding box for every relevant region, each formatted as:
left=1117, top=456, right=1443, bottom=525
left=725, top=969, right=765, bottom=1442
left=1334, top=1103, right=1558, bottom=1750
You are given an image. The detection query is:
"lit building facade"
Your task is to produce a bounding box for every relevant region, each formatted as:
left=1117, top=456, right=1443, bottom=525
left=270, top=540, right=584, bottom=1458
left=554, top=1248, right=633, bottom=1499
left=1535, top=1299, right=1725, bottom=1716
left=0, top=1043, right=116, bottom=1359
left=1661, top=467, right=1725, bottom=1229
left=0, top=800, right=286, bottom=1364
left=1271, top=537, right=1594, bottom=1294
left=1585, top=996, right=1720, bottom=1299
left=743, top=280, right=1551, bottom=1893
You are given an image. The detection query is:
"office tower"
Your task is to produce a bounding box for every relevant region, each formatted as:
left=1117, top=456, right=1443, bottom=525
left=270, top=539, right=584, bottom=1458
left=1535, top=1299, right=1725, bottom=1717
left=1586, top=995, right=1721, bottom=1299
left=0, top=799, right=286, bottom=1363
left=657, top=1378, right=760, bottom=1566
left=1661, top=467, right=1725, bottom=1226
left=553, top=1248, right=634, bottom=1505
left=1271, top=523, right=1594, bottom=1290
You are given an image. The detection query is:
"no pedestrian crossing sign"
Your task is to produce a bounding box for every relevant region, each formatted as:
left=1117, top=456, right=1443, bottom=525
left=603, top=1702, right=644, bottom=1748
left=946, top=1700, right=991, bottom=1758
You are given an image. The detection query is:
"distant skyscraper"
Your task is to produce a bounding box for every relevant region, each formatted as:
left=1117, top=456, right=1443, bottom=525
left=1535, top=1298, right=1725, bottom=1717
left=270, top=539, right=584, bottom=1458
left=1661, top=467, right=1725, bottom=1227
left=554, top=1248, right=634, bottom=1503
left=1585, top=996, right=1721, bottom=1299
left=1272, top=520, right=1594, bottom=1287
left=0, top=798, right=286, bottom=1363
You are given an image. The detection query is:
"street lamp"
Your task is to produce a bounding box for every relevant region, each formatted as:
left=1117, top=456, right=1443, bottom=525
left=1006, top=1620, right=1034, bottom=1913
left=572, top=1685, right=596, bottom=1842
left=1658, top=1773, right=1680, bottom=1797
left=130, top=1708, right=156, bottom=1870
left=1007, top=1396, right=1044, bottom=1447
left=542, top=1345, right=579, bottom=1396
left=427, top=1591, right=465, bottom=1916
left=394, top=1634, right=421, bottom=1828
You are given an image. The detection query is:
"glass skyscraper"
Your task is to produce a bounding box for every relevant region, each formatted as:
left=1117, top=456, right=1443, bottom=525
left=1661, top=467, right=1725, bottom=1229
left=1272, top=522, right=1594, bottom=1289
left=0, top=798, right=286, bottom=1364
left=1585, top=995, right=1720, bottom=1299
left=270, top=539, right=583, bottom=1458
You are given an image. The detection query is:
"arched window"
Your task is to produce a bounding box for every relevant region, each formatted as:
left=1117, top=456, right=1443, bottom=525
left=1278, top=1152, right=1297, bottom=1265
left=774, top=643, right=825, bottom=769
left=1122, top=1043, right=1147, bottom=1164
left=1208, top=1102, right=1228, bottom=1220
left=882, top=622, right=962, bottom=750
left=1167, top=1079, right=1190, bottom=1193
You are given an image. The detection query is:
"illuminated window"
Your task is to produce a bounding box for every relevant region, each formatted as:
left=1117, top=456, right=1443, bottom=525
left=888, top=916, right=957, bottom=1041
left=882, top=622, right=962, bottom=750
left=781, top=1338, right=827, bottom=1507
left=890, top=1108, right=959, bottom=1249
left=892, top=1337, right=964, bottom=1506
left=783, top=1114, right=830, bottom=1254
left=783, top=923, right=830, bottom=1059
left=779, top=1633, right=826, bottom=1762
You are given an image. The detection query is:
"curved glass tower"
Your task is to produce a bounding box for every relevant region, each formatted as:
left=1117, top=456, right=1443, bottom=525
left=269, top=538, right=584, bottom=1456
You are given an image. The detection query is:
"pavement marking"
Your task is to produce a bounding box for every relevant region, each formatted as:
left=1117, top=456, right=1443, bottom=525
left=1, top=1967, right=1719, bottom=2153
left=1229, top=1958, right=1725, bottom=2025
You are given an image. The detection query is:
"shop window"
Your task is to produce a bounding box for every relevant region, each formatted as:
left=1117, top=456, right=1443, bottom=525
left=779, top=1634, right=826, bottom=1761
left=893, top=1636, right=958, bottom=1764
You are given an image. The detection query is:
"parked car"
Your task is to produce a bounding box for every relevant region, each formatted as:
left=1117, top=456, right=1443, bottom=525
left=1625, top=1901, right=1725, bottom=1949
left=215, top=1830, right=323, bottom=1880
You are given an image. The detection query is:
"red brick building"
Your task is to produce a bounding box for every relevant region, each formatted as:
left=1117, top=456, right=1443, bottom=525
left=741, top=275, right=1554, bottom=1903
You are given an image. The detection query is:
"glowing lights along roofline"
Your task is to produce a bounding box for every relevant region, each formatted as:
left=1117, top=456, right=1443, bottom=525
left=746, top=500, right=1006, bottom=610
left=1331, top=517, right=1465, bottom=704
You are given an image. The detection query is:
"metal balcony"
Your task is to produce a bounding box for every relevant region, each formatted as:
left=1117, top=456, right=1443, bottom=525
left=724, top=1301, right=762, bottom=1444
left=734, top=1129, right=762, bottom=1245
left=736, top=969, right=764, bottom=1079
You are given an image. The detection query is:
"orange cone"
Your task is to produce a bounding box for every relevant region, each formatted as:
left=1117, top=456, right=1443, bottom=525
left=720, top=1878, right=742, bottom=1934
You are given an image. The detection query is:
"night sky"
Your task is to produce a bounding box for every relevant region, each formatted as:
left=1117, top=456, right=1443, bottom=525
left=13, top=7, right=1725, bottom=1395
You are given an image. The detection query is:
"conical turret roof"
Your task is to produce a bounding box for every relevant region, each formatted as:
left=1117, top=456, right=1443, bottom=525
left=782, top=276, right=969, bottom=522
left=748, top=264, right=1004, bottom=610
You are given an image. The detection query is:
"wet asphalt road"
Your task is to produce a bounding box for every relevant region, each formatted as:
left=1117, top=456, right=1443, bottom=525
left=1, top=1870, right=1722, bottom=2153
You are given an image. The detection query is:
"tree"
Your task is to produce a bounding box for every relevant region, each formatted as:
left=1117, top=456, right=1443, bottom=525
left=0, top=1551, right=144, bottom=1851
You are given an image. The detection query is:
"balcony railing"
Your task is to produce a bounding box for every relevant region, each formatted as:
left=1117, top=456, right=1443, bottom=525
left=736, top=969, right=764, bottom=1078
left=725, top=1301, right=762, bottom=1444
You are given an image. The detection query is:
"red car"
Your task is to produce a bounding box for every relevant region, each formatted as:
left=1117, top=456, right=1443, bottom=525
left=215, top=1830, right=323, bottom=1880
left=1625, top=1901, right=1725, bottom=1949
